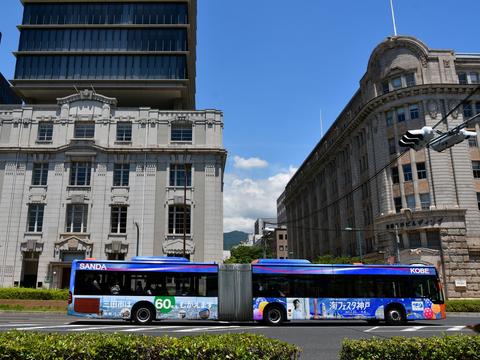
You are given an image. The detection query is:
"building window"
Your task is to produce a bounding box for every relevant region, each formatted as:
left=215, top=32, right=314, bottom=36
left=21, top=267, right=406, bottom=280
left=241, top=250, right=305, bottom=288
left=403, top=164, right=413, bottom=181
left=70, top=162, right=91, bottom=186
left=388, top=138, right=396, bottom=155
left=27, top=204, right=44, bottom=232
left=111, top=206, right=127, bottom=234
left=417, top=162, right=427, bottom=179
left=113, top=163, right=129, bottom=186
left=408, top=232, right=422, bottom=248
left=476, top=102, right=480, bottom=115
left=406, top=194, right=415, bottom=209
left=477, top=193, right=480, bottom=210
left=391, top=167, right=399, bottom=184
left=171, top=124, right=192, bottom=142
left=37, top=122, right=53, bottom=141
left=458, top=72, right=468, bottom=84
left=394, top=197, right=402, bottom=213
left=405, top=73, right=416, bottom=87
left=464, top=103, right=473, bottom=119
left=391, top=77, right=402, bottom=89
left=65, top=204, right=88, bottom=233
left=74, top=122, right=95, bottom=138
left=168, top=205, right=191, bottom=234
left=469, top=135, right=478, bottom=147
left=409, top=104, right=419, bottom=120
left=279, top=234, right=284, bottom=240
left=420, top=193, right=431, bottom=210
left=279, top=245, right=284, bottom=251
left=397, top=108, right=406, bottom=122
left=107, top=253, right=125, bottom=261
left=386, top=111, right=394, bottom=127
left=473, top=161, right=480, bottom=178
left=116, top=122, right=132, bottom=142
left=382, top=81, right=389, bottom=94
left=32, top=163, right=48, bottom=186
left=426, top=231, right=441, bottom=249
left=470, top=72, right=479, bottom=84
left=169, top=164, right=192, bottom=187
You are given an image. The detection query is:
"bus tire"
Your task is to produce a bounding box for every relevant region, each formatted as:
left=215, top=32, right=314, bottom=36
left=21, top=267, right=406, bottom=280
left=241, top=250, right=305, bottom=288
left=263, top=304, right=285, bottom=326
left=385, top=304, right=406, bottom=326
left=132, top=302, right=156, bottom=325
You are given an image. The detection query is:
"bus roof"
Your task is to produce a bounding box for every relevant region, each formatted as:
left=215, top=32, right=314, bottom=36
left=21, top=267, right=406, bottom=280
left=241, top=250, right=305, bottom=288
left=252, top=261, right=437, bottom=276
left=71, top=259, right=218, bottom=273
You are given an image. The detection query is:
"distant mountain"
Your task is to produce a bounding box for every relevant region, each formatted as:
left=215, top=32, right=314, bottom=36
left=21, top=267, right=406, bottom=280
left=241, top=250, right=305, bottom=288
left=223, top=231, right=249, bottom=250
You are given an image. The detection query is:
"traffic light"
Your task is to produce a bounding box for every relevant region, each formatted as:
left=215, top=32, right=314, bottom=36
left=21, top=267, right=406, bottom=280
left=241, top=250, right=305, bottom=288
left=429, top=129, right=477, bottom=152
left=398, top=126, right=435, bottom=151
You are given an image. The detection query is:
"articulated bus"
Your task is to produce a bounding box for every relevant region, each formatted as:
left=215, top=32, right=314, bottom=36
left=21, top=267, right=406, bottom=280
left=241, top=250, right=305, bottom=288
left=68, top=257, right=445, bottom=325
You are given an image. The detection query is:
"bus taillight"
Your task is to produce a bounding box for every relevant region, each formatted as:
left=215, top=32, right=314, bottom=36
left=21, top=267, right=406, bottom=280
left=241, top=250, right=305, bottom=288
left=68, top=291, right=72, bottom=305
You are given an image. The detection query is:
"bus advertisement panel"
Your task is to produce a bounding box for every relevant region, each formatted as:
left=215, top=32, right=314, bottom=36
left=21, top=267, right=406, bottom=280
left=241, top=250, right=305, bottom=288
left=252, top=262, right=445, bottom=325
left=68, top=259, right=218, bottom=324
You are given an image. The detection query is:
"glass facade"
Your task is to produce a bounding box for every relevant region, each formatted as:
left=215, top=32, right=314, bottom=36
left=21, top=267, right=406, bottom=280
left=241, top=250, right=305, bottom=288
left=19, top=29, right=187, bottom=52
left=15, top=55, right=186, bottom=80
left=23, top=3, right=188, bottom=25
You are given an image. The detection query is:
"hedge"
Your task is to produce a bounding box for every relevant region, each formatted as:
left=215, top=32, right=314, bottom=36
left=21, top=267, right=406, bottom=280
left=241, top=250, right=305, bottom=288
left=446, top=299, right=480, bottom=313
left=0, top=288, right=68, bottom=300
left=340, top=335, right=480, bottom=360
left=0, top=331, right=300, bottom=360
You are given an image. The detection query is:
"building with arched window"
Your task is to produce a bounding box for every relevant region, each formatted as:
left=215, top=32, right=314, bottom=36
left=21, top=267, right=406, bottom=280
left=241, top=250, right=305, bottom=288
left=283, top=36, right=480, bottom=298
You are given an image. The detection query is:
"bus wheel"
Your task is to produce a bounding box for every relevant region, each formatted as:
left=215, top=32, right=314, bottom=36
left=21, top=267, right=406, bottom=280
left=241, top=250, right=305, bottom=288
left=385, top=305, right=405, bottom=326
left=264, top=305, right=285, bottom=326
left=132, top=303, right=155, bottom=325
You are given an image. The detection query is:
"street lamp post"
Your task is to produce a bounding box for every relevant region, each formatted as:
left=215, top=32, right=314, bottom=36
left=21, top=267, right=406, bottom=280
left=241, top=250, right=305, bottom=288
left=134, top=222, right=140, bottom=256
left=394, top=224, right=401, bottom=263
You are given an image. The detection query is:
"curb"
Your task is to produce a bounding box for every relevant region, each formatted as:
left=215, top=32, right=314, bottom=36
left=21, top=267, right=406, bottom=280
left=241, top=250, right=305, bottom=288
left=447, top=312, right=480, bottom=317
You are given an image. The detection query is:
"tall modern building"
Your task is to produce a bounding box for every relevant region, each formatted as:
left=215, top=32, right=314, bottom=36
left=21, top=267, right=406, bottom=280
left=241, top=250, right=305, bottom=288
left=0, top=0, right=226, bottom=289
left=0, top=33, right=21, bottom=105
left=283, top=36, right=480, bottom=298
left=13, top=0, right=196, bottom=109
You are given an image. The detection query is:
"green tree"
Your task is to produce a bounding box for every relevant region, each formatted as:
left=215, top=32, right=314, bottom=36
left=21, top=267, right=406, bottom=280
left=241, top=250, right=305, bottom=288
left=224, top=245, right=266, bottom=264
left=313, top=254, right=382, bottom=264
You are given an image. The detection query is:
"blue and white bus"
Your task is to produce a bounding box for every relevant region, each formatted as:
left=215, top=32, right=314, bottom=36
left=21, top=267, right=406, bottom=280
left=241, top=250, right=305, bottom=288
left=68, top=257, right=218, bottom=324
left=68, top=257, right=445, bottom=325
left=252, top=259, right=445, bottom=325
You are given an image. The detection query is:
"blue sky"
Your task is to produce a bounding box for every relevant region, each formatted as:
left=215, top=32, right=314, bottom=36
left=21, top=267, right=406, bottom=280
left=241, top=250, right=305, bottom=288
left=1, top=0, right=480, bottom=232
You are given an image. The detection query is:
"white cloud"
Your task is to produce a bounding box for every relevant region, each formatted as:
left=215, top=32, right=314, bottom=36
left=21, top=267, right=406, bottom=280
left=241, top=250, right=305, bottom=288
left=223, top=166, right=297, bottom=233
left=233, top=155, right=268, bottom=169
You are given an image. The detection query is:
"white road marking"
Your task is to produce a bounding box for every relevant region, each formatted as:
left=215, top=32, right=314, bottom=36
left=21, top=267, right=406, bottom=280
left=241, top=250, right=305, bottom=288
left=0, top=323, right=38, bottom=328
left=16, top=324, right=86, bottom=330
left=174, top=326, right=240, bottom=333
left=68, top=326, right=135, bottom=332
left=402, top=326, right=425, bottom=332
left=446, top=326, right=465, bottom=331
left=364, top=326, right=380, bottom=332
left=121, top=327, right=156, bottom=332
left=204, top=326, right=265, bottom=332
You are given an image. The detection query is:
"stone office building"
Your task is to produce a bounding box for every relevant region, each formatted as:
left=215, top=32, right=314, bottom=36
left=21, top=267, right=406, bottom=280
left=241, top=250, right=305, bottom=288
left=0, top=0, right=226, bottom=289
left=0, top=90, right=225, bottom=288
left=283, top=36, right=480, bottom=298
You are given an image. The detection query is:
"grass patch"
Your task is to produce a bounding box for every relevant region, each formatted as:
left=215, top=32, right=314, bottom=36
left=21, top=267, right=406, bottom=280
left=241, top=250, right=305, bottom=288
left=0, top=288, right=68, bottom=300
left=446, top=299, right=480, bottom=313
